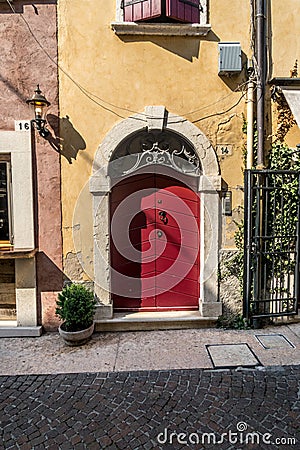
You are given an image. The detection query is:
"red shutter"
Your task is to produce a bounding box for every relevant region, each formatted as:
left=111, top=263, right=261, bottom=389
left=124, top=0, right=162, bottom=22
left=166, top=0, right=200, bottom=23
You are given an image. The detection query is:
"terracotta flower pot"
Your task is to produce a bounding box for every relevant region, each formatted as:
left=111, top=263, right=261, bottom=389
left=58, top=322, right=94, bottom=346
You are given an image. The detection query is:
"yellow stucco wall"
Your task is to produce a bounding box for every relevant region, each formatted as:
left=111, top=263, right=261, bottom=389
left=270, top=0, right=300, bottom=149
left=271, top=0, right=300, bottom=78
left=60, top=1, right=300, bottom=279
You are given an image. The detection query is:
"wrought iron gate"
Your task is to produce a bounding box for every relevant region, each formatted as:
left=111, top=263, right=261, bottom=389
left=243, top=169, right=300, bottom=320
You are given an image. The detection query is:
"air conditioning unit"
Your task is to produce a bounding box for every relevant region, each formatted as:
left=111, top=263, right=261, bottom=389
left=218, top=42, right=242, bottom=75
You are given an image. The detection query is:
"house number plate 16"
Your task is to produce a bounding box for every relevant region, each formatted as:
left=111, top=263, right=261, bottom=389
left=15, top=120, right=31, bottom=132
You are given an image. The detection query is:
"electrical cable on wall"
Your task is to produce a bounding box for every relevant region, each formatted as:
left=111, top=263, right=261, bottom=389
left=191, top=91, right=248, bottom=124
left=5, top=0, right=252, bottom=124
left=5, top=0, right=130, bottom=120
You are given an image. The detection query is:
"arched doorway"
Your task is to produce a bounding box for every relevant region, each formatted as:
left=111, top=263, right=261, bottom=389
left=109, top=130, right=201, bottom=311
left=89, top=106, right=222, bottom=320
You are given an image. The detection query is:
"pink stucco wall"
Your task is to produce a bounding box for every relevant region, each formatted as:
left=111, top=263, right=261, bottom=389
left=0, top=1, right=62, bottom=330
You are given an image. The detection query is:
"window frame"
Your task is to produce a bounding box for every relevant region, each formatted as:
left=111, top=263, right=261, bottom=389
left=113, top=0, right=211, bottom=36
left=0, top=130, right=35, bottom=252
left=0, top=155, right=13, bottom=248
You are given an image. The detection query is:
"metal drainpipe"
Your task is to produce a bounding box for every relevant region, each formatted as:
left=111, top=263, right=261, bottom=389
left=253, top=0, right=267, bottom=328
left=256, top=0, right=266, bottom=168
left=246, top=79, right=255, bottom=169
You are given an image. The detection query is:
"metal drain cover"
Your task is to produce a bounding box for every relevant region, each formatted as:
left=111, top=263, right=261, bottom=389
left=255, top=334, right=295, bottom=349
left=206, top=343, right=260, bottom=368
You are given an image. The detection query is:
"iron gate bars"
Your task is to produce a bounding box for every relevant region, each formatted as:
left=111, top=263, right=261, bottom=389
left=243, top=169, right=300, bottom=320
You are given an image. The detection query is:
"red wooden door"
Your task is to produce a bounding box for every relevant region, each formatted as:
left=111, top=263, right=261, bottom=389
left=110, top=172, right=200, bottom=311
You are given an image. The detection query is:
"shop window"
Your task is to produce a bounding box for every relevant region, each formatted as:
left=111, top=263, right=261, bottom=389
left=0, top=156, right=13, bottom=247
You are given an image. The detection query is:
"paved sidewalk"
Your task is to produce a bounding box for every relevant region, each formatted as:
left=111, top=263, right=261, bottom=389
left=1, top=324, right=300, bottom=449
left=0, top=323, right=300, bottom=375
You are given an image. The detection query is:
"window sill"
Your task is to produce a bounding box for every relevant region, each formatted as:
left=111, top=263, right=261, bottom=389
left=0, top=248, right=37, bottom=259
left=111, top=22, right=211, bottom=37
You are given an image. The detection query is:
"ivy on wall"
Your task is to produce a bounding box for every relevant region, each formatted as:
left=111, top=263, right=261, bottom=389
left=267, top=143, right=300, bottom=280
left=269, top=141, right=300, bottom=170
left=220, top=94, right=299, bottom=323
left=267, top=96, right=300, bottom=269
left=232, top=117, right=300, bottom=299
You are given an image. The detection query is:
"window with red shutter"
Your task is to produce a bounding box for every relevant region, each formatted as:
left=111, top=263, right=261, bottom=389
left=166, top=0, right=200, bottom=23
left=123, top=0, right=202, bottom=23
left=123, top=0, right=162, bottom=22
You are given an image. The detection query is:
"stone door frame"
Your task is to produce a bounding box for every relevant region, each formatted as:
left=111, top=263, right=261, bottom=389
left=90, top=106, right=222, bottom=319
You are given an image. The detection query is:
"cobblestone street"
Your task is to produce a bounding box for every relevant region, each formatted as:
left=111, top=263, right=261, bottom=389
left=1, top=365, right=299, bottom=449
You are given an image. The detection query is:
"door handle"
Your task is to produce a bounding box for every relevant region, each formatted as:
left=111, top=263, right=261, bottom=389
left=158, top=211, right=168, bottom=224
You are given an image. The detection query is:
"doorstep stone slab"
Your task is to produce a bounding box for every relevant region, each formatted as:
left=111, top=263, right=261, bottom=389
left=255, top=334, right=295, bottom=349
left=206, top=343, right=260, bottom=368
left=0, top=326, right=42, bottom=337
left=95, top=311, right=218, bottom=332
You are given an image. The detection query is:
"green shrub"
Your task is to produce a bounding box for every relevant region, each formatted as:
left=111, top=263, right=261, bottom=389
left=55, top=284, right=96, bottom=332
left=217, top=314, right=249, bottom=330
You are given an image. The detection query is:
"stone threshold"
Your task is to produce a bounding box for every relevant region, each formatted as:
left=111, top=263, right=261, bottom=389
left=0, top=322, right=42, bottom=337
left=95, top=311, right=217, bottom=332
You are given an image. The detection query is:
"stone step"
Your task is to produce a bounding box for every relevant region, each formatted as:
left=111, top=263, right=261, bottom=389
left=0, top=323, right=42, bottom=337
left=95, top=311, right=217, bottom=332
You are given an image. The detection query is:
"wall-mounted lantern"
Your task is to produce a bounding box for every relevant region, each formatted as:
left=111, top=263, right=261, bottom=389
left=26, top=85, right=50, bottom=138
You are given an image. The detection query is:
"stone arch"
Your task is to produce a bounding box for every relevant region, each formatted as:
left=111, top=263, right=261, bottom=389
left=92, top=106, right=219, bottom=179
left=90, top=106, right=222, bottom=320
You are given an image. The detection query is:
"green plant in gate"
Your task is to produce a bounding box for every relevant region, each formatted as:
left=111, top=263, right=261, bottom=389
left=56, top=283, right=96, bottom=332
left=259, top=143, right=300, bottom=318
left=267, top=142, right=300, bottom=278
left=238, top=112, right=300, bottom=318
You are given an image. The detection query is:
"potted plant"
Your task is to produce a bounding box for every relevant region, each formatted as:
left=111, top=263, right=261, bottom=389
left=56, top=283, right=96, bottom=346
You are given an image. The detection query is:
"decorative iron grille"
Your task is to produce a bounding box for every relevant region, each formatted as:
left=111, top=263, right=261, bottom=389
left=244, top=170, right=300, bottom=320
left=109, top=130, right=201, bottom=178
